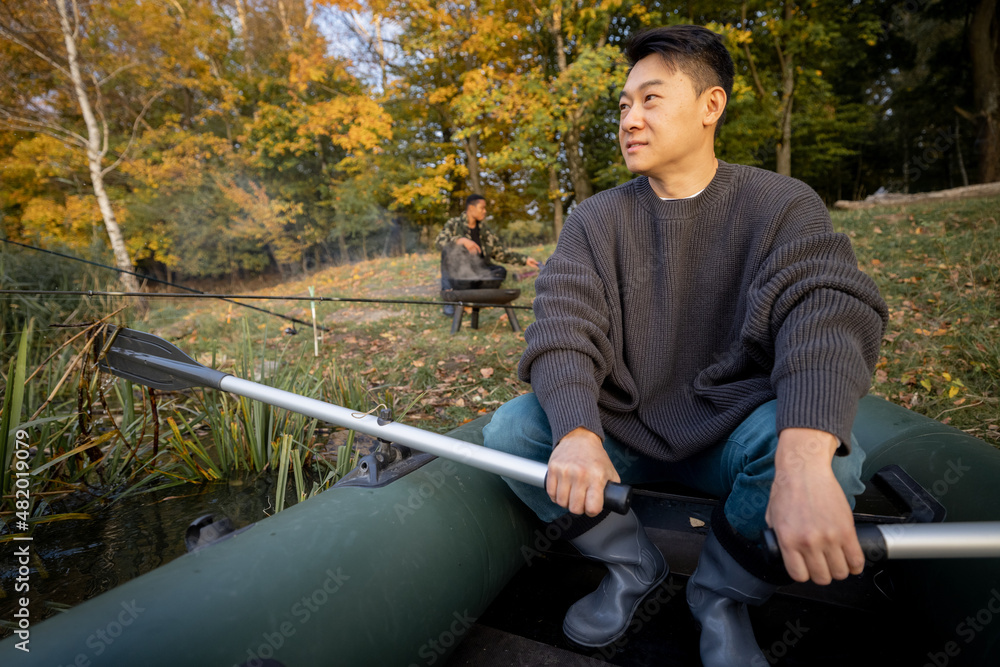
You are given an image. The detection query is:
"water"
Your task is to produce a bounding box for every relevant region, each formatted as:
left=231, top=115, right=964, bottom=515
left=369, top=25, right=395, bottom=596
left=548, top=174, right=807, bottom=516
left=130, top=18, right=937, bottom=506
left=1, top=478, right=274, bottom=637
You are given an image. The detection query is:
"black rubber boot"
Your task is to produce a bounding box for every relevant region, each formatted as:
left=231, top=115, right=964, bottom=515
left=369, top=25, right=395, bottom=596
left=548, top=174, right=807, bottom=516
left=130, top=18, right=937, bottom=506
left=686, top=528, right=777, bottom=667
left=562, top=509, right=668, bottom=647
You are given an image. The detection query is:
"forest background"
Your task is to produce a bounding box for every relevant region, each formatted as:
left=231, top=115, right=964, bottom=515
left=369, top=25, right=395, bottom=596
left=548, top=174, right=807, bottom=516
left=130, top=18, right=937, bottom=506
left=1, top=0, right=998, bottom=285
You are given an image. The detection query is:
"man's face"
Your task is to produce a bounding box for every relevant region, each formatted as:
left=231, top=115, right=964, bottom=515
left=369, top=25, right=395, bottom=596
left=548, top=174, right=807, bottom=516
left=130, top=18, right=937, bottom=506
left=618, top=55, right=711, bottom=178
left=467, top=199, right=487, bottom=223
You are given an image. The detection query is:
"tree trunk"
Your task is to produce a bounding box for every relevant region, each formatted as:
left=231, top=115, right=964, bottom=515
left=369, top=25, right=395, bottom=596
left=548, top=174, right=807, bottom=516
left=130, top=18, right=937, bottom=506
left=549, top=1, right=592, bottom=203
left=276, top=0, right=294, bottom=48
left=774, top=3, right=795, bottom=177
left=969, top=0, right=999, bottom=182
left=564, top=116, right=593, bottom=202
left=903, top=127, right=911, bottom=194
left=955, top=116, right=970, bottom=187
left=549, top=167, right=563, bottom=239
left=55, top=0, right=141, bottom=295
left=234, top=0, right=247, bottom=35
left=776, top=74, right=794, bottom=176
left=337, top=225, right=349, bottom=263
left=464, top=133, right=483, bottom=195
left=233, top=0, right=249, bottom=61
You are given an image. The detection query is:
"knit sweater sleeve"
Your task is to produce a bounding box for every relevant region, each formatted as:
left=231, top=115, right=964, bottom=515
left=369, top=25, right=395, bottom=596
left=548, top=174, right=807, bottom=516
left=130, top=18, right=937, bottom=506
left=481, top=225, right=527, bottom=264
left=435, top=216, right=463, bottom=250
left=742, top=190, right=888, bottom=450
left=517, top=211, right=613, bottom=444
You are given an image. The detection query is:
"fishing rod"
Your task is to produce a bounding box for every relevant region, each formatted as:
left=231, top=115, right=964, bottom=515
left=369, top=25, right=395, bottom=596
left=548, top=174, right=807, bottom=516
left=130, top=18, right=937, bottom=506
left=0, top=238, right=330, bottom=332
left=96, top=326, right=631, bottom=514
left=0, top=289, right=536, bottom=310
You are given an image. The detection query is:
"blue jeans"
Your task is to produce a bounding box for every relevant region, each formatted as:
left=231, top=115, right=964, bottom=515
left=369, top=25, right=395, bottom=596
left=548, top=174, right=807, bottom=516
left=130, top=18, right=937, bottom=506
left=441, top=274, right=455, bottom=316
left=482, top=393, right=866, bottom=540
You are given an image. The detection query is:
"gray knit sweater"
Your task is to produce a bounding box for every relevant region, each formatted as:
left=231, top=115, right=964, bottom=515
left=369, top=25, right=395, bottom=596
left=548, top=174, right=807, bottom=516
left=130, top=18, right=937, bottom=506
left=519, top=161, right=887, bottom=461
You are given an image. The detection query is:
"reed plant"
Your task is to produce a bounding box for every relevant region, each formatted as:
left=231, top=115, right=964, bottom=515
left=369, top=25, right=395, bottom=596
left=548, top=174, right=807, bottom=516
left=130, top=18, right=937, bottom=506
left=154, top=320, right=373, bottom=511
left=1, top=321, right=157, bottom=533
left=1, top=313, right=373, bottom=532
left=1, top=324, right=30, bottom=508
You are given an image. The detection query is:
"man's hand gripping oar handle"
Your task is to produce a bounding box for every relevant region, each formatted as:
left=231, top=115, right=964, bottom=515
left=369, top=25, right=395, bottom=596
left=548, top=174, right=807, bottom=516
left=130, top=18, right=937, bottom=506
left=764, top=522, right=1000, bottom=562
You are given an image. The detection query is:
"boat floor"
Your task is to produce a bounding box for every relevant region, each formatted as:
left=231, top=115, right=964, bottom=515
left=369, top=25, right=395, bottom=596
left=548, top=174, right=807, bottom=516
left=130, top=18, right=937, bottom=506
left=446, top=490, right=941, bottom=666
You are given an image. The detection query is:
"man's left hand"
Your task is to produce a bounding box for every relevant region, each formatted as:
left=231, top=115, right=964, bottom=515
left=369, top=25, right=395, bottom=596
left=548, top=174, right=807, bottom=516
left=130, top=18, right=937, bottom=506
left=526, top=257, right=540, bottom=269
left=765, top=428, right=864, bottom=585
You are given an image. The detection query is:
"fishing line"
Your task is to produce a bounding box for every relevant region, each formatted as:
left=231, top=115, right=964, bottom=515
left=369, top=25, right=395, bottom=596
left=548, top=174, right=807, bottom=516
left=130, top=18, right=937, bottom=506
left=0, top=289, right=536, bottom=310
left=1, top=237, right=330, bottom=331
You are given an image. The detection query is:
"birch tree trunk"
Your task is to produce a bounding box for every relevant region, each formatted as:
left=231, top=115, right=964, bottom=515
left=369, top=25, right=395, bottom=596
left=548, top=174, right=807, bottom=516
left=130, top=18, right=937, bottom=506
left=54, top=0, right=141, bottom=294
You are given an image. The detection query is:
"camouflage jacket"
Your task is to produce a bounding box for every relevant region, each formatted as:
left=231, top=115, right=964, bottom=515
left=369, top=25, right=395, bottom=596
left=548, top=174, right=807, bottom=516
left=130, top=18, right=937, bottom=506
left=434, top=215, right=528, bottom=265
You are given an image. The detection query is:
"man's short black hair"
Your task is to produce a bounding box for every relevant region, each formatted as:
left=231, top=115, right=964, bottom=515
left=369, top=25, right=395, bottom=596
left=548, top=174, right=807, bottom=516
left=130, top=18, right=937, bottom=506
left=465, top=194, right=486, bottom=208
left=624, top=25, right=734, bottom=137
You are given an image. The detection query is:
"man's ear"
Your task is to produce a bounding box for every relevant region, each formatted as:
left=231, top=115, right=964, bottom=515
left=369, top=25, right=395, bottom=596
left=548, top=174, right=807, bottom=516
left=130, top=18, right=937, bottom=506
left=703, top=86, right=727, bottom=129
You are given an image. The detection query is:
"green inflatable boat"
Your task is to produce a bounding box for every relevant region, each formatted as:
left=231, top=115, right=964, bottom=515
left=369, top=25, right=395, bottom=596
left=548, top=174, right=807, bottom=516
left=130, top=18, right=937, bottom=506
left=1, top=328, right=998, bottom=666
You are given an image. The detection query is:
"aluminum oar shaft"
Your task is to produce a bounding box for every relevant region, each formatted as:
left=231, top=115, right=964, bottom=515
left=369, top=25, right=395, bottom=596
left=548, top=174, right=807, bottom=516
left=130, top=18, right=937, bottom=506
left=765, top=522, right=1000, bottom=562
left=223, top=376, right=548, bottom=486
left=870, top=522, right=1000, bottom=559
left=221, top=376, right=630, bottom=512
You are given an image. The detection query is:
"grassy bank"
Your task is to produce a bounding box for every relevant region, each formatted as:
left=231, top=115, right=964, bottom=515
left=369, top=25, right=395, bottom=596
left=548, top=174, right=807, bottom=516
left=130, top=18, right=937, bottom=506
left=839, top=197, right=999, bottom=444
left=138, top=247, right=549, bottom=436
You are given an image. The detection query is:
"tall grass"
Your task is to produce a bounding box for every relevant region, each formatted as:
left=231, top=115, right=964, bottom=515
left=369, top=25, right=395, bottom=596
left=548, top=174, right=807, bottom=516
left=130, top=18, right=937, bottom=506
left=1, top=322, right=148, bottom=533
left=152, top=320, right=372, bottom=511
left=1, top=314, right=372, bottom=533
left=1, top=324, right=31, bottom=505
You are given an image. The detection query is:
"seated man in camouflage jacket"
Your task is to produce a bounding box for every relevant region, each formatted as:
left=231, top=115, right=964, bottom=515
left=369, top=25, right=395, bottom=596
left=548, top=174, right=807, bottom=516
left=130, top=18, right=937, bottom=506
left=435, top=194, right=539, bottom=314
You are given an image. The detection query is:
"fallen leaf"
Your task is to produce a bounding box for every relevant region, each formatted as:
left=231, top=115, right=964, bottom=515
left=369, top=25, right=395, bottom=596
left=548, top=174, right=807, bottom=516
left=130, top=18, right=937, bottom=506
left=480, top=367, right=494, bottom=378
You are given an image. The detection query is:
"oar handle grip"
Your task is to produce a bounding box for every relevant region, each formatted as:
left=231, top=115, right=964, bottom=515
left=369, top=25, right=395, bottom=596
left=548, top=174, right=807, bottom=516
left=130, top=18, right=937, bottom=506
left=763, top=525, right=887, bottom=563
left=604, top=481, right=633, bottom=514
left=539, top=476, right=632, bottom=515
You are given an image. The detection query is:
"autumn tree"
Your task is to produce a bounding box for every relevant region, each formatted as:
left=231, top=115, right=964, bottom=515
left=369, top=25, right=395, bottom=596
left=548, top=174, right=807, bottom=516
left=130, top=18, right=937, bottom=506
left=122, top=0, right=393, bottom=275
left=342, top=0, right=641, bottom=240
left=0, top=0, right=172, bottom=291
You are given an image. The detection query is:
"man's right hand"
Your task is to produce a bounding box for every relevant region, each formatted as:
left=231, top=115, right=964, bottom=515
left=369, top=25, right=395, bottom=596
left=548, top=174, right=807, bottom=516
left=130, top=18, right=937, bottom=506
left=457, top=237, right=481, bottom=254
left=546, top=427, right=620, bottom=516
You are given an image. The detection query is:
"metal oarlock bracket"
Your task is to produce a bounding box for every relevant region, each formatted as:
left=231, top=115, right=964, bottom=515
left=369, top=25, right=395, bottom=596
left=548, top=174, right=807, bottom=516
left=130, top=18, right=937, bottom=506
left=336, top=406, right=437, bottom=489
